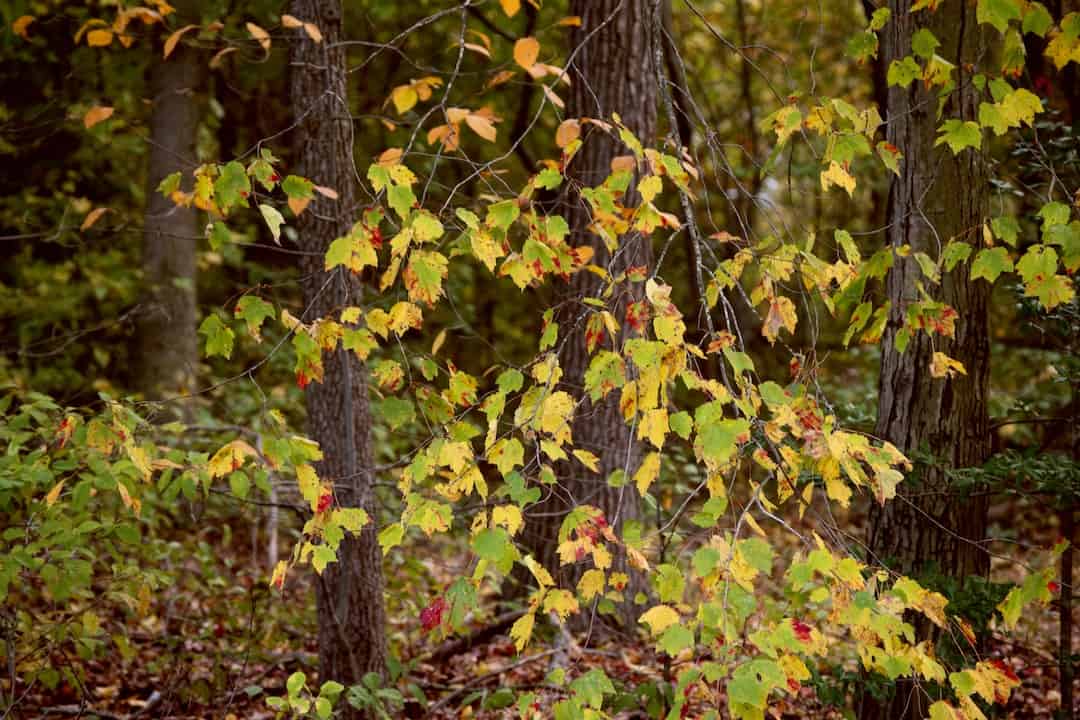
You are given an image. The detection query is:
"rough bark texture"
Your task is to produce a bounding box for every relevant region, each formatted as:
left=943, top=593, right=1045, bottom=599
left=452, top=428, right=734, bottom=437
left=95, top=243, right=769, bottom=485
left=518, top=0, right=657, bottom=625
left=135, top=5, right=201, bottom=400
left=861, top=1, right=991, bottom=717
left=288, top=0, right=387, bottom=707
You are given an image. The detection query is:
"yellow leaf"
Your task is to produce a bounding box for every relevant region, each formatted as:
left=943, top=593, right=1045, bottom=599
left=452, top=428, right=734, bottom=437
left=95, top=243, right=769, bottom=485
left=246, top=22, right=270, bottom=52
left=163, top=24, right=198, bottom=59
left=270, top=560, right=288, bottom=589
left=762, top=295, right=797, bottom=344
left=465, top=113, right=497, bottom=142
left=12, top=15, right=34, bottom=39
left=930, top=351, right=967, bottom=379
left=87, top=29, right=113, bottom=47
left=543, top=589, right=580, bottom=620
left=391, top=84, right=418, bottom=114
left=523, top=555, right=554, bottom=587
left=573, top=449, right=600, bottom=472
left=83, top=106, right=114, bottom=129
left=539, top=391, right=574, bottom=445
left=639, top=604, right=680, bottom=635
left=208, top=440, right=257, bottom=478
left=492, top=505, right=523, bottom=535
left=45, top=480, right=65, bottom=507
left=637, top=408, right=668, bottom=448
left=578, top=569, right=605, bottom=600
left=821, top=161, right=856, bottom=196
left=557, top=16, right=583, bottom=26
left=513, top=37, right=540, bottom=70
left=510, top=611, right=535, bottom=651
left=387, top=301, right=423, bottom=335
left=635, top=452, right=661, bottom=495
left=500, top=0, right=521, bottom=16
left=81, top=207, right=109, bottom=230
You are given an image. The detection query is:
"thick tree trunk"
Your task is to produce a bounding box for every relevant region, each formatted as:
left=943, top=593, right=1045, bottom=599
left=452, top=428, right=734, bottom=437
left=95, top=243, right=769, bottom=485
left=518, top=0, right=658, bottom=626
left=288, top=0, right=387, bottom=709
left=135, top=6, right=201, bottom=399
left=862, top=1, right=991, bottom=717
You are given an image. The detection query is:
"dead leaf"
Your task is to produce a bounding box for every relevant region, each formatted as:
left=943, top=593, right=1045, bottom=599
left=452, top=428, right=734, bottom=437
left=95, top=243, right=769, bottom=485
left=465, top=113, right=497, bottom=142
left=209, top=46, right=237, bottom=69
left=87, top=29, right=114, bottom=47
left=513, top=37, right=540, bottom=70
left=12, top=15, right=34, bottom=39
left=83, top=106, right=115, bottom=129
left=246, top=22, right=270, bottom=52
left=163, top=24, right=198, bottom=59
left=81, top=207, right=109, bottom=231
left=556, top=119, right=580, bottom=148
left=313, top=185, right=339, bottom=199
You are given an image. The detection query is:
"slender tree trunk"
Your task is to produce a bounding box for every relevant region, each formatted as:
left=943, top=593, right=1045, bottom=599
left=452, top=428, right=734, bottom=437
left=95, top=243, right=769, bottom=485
left=518, top=0, right=658, bottom=626
left=288, top=0, right=387, bottom=709
left=135, top=4, right=202, bottom=400
left=861, top=2, right=991, bottom=718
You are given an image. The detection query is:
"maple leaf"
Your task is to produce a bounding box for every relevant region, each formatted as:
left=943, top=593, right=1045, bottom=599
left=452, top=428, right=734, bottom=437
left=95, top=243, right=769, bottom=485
left=420, top=595, right=447, bottom=632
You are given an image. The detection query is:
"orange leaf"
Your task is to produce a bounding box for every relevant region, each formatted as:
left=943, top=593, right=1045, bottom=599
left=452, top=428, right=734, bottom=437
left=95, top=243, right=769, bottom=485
left=87, top=29, right=113, bottom=47
left=556, top=119, right=580, bottom=148
left=500, top=0, right=521, bottom=16
left=289, top=196, right=311, bottom=217
left=209, top=46, right=237, bottom=69
left=281, top=14, right=303, bottom=28
left=303, top=22, right=322, bottom=43
left=12, top=15, right=34, bottom=39
left=246, top=21, right=270, bottom=52
left=542, top=84, right=564, bottom=109
left=513, top=37, right=540, bottom=70
left=465, top=113, right=497, bottom=142
left=83, top=106, right=114, bottom=129
left=81, top=207, right=109, bottom=231
left=557, top=16, right=582, bottom=26
left=163, top=24, right=198, bottom=59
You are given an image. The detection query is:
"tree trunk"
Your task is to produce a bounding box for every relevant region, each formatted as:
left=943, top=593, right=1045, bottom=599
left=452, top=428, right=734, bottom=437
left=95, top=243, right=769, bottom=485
left=861, top=1, right=991, bottom=717
left=135, top=5, right=201, bottom=400
left=288, top=0, right=387, bottom=709
left=518, top=0, right=658, bottom=627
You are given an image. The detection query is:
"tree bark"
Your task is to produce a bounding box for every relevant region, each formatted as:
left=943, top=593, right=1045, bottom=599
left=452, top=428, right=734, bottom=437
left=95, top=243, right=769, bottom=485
left=135, top=4, right=202, bottom=400
left=288, top=0, right=387, bottom=710
left=518, top=0, right=658, bottom=627
left=861, top=1, right=991, bottom=717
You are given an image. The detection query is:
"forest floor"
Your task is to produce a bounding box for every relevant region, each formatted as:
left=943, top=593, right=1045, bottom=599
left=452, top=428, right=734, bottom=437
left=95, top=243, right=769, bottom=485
left=15, top=492, right=1076, bottom=720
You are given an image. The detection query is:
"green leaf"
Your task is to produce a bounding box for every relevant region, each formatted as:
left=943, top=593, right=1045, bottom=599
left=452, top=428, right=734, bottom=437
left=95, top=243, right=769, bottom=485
left=377, top=397, right=415, bottom=429
left=157, top=171, right=181, bottom=197
left=935, top=119, right=982, bottom=154
left=282, top=175, right=314, bottom=200
left=198, top=314, right=235, bottom=359
left=235, top=296, right=275, bottom=340
left=911, top=29, right=940, bottom=59
left=258, top=204, right=285, bottom=243
left=977, top=0, right=1021, bottom=33
left=228, top=471, right=249, bottom=499
left=887, top=57, right=921, bottom=87
left=214, top=161, right=251, bottom=213
left=1022, top=2, right=1053, bottom=35
left=970, top=247, right=1013, bottom=282
left=991, top=215, right=1019, bottom=246
left=669, top=411, right=693, bottom=440
left=536, top=167, right=563, bottom=190
left=941, top=242, right=972, bottom=272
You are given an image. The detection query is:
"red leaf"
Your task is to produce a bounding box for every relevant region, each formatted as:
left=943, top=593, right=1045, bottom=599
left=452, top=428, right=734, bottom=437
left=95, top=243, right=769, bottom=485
left=316, top=491, right=333, bottom=513
left=792, top=618, right=812, bottom=643
left=420, top=596, right=447, bottom=632
left=296, top=371, right=310, bottom=389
